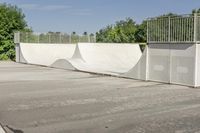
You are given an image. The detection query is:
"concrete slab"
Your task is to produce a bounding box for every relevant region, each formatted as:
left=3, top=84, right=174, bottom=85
left=1, top=61, right=200, bottom=133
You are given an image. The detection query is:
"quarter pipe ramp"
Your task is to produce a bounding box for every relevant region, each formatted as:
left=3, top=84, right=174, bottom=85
left=16, top=43, right=142, bottom=76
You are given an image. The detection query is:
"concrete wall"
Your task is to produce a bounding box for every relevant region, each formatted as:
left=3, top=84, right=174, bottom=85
left=16, top=42, right=199, bottom=87
left=18, top=43, right=76, bottom=66
left=123, top=47, right=148, bottom=80
left=196, top=44, right=200, bottom=87
left=74, top=43, right=142, bottom=74
left=148, top=43, right=196, bottom=86
left=16, top=43, right=142, bottom=75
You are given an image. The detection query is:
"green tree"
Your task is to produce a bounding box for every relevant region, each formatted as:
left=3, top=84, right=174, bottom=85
left=192, top=9, right=200, bottom=14
left=96, top=18, right=138, bottom=43
left=96, top=25, right=113, bottom=42
left=0, top=3, right=29, bottom=60
left=135, top=21, right=147, bottom=43
left=71, top=31, right=79, bottom=43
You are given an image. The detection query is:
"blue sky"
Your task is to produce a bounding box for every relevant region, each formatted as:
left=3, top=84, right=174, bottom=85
left=1, top=0, right=200, bottom=34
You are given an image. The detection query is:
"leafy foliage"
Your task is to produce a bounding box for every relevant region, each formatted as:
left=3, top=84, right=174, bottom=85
left=96, top=18, right=147, bottom=51
left=0, top=3, right=29, bottom=60
left=135, top=21, right=147, bottom=43
left=96, top=18, right=140, bottom=43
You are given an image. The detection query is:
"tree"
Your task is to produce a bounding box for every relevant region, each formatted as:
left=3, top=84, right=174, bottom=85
left=192, top=9, right=200, bottom=14
left=71, top=31, right=79, bottom=43
left=135, top=21, right=147, bottom=43
left=96, top=18, right=138, bottom=43
left=0, top=3, right=29, bottom=60
left=72, top=31, right=76, bottom=35
left=96, top=25, right=113, bottom=42
left=83, top=32, right=88, bottom=36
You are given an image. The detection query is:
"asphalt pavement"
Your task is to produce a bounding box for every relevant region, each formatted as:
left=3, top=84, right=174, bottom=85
left=0, top=61, right=200, bottom=133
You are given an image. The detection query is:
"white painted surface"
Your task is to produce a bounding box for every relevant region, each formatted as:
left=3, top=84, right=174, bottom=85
left=148, top=43, right=196, bottom=86
left=18, top=43, right=142, bottom=75
left=70, top=43, right=142, bottom=74
left=123, top=47, right=148, bottom=80
left=17, top=42, right=200, bottom=87
left=20, top=43, right=76, bottom=66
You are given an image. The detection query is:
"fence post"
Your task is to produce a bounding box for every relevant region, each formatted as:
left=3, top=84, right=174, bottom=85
left=147, top=20, right=149, bottom=43
left=194, top=13, right=197, bottom=42
left=14, top=31, right=20, bottom=44
left=26, top=32, right=28, bottom=43
left=88, top=35, right=90, bottom=43
left=69, top=35, right=71, bottom=43
left=14, top=31, right=20, bottom=62
left=168, top=16, right=171, bottom=42
left=37, top=34, right=40, bottom=43
left=59, top=33, right=62, bottom=43
left=48, top=33, right=50, bottom=43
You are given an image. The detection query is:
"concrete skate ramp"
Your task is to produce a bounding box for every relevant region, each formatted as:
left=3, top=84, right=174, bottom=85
left=69, top=43, right=142, bottom=75
left=17, top=43, right=142, bottom=76
left=123, top=47, right=148, bottom=80
left=51, top=59, right=76, bottom=70
left=19, top=43, right=76, bottom=66
left=123, top=43, right=198, bottom=87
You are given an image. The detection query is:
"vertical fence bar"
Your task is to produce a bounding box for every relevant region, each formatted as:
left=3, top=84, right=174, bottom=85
left=190, top=17, right=192, bottom=42
left=183, top=18, right=185, bottom=42
left=166, top=18, right=168, bottom=42
left=26, top=32, right=28, bottom=43
left=197, top=16, right=199, bottom=42
left=168, top=16, right=171, bottom=42
left=37, top=34, right=39, bottom=43
left=48, top=33, right=50, bottom=43
left=182, top=18, right=184, bottom=42
left=59, top=33, right=61, bottom=44
left=172, top=18, right=174, bottom=42
left=88, top=35, right=90, bottom=43
left=147, top=20, right=149, bottom=42
left=186, top=17, right=188, bottom=42
left=194, top=13, right=197, bottom=42
left=159, top=19, right=160, bottom=42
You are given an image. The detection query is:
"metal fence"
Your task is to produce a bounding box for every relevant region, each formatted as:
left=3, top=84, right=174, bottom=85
left=147, top=13, right=200, bottom=43
left=15, top=32, right=96, bottom=44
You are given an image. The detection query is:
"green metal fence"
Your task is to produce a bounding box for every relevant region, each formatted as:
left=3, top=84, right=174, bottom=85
left=147, top=13, right=200, bottom=43
left=15, top=32, right=96, bottom=44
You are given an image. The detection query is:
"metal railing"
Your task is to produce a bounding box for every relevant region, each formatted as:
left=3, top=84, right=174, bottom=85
left=15, top=32, right=96, bottom=44
left=147, top=13, right=200, bottom=43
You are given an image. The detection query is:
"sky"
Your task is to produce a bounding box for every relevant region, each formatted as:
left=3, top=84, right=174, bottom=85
left=1, top=0, right=200, bottom=34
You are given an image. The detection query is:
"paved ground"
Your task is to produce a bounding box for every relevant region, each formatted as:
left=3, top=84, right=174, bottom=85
left=0, top=61, right=200, bottom=133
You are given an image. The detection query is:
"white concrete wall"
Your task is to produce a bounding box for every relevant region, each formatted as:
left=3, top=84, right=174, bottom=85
left=148, top=44, right=170, bottom=83
left=19, top=43, right=76, bottom=66
left=73, top=43, right=142, bottom=74
left=123, top=47, right=148, bottom=80
left=148, top=43, right=196, bottom=86
left=17, top=43, right=142, bottom=75
left=170, top=44, right=196, bottom=86
left=16, top=42, right=199, bottom=87
left=196, top=44, right=200, bottom=87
